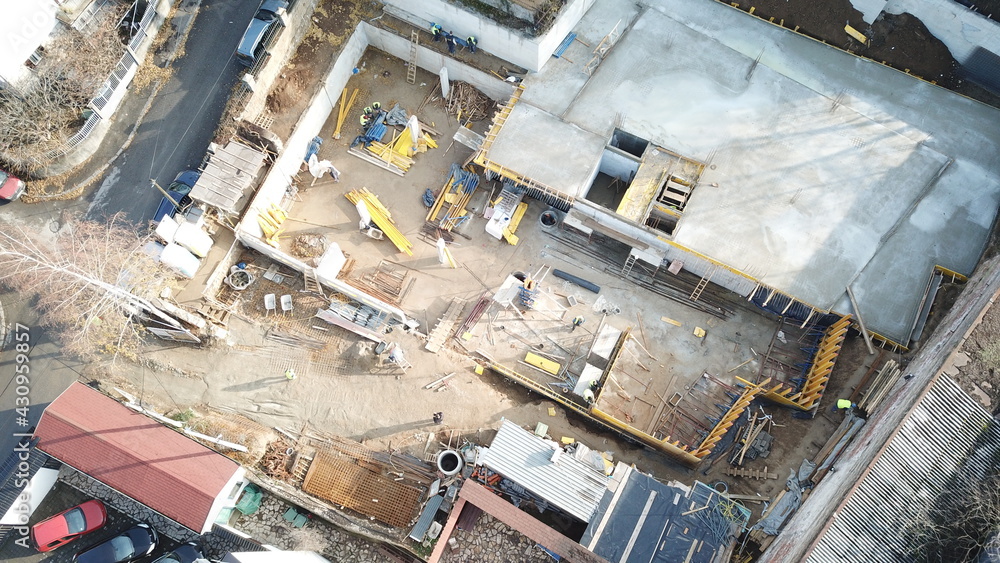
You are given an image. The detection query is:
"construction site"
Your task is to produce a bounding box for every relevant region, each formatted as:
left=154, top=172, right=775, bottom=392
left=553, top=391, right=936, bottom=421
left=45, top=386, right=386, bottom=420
left=77, top=0, right=1000, bottom=561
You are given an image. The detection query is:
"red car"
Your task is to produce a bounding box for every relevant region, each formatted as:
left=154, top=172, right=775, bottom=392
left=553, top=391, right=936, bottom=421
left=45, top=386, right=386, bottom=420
left=31, top=499, right=107, bottom=552
left=0, top=168, right=26, bottom=202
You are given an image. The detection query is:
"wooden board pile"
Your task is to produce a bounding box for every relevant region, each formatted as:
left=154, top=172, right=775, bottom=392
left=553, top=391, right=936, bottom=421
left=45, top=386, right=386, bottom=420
left=446, top=81, right=495, bottom=122
left=257, top=203, right=288, bottom=247
left=346, top=188, right=414, bottom=255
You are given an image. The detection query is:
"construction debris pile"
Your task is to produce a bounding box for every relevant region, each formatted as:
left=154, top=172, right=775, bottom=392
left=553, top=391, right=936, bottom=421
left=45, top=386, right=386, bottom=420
left=348, top=99, right=438, bottom=175
left=445, top=81, right=494, bottom=122
left=291, top=234, right=327, bottom=258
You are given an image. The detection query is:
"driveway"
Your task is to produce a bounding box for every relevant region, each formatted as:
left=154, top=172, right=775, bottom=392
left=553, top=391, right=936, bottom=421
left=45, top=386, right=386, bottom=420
left=86, top=0, right=262, bottom=223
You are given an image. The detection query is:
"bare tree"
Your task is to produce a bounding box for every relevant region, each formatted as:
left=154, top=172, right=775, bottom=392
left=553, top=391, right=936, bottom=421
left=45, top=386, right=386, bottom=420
left=0, top=4, right=127, bottom=172
left=0, top=214, right=183, bottom=362
left=904, top=445, right=1000, bottom=562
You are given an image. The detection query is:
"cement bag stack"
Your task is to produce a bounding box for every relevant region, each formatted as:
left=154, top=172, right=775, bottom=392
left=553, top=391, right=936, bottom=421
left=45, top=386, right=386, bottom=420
left=154, top=214, right=180, bottom=243
left=174, top=222, right=214, bottom=257
left=161, top=243, right=201, bottom=278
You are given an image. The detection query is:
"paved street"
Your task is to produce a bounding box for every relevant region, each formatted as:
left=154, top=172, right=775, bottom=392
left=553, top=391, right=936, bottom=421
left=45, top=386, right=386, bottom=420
left=86, top=0, right=261, bottom=223
left=0, top=290, right=84, bottom=483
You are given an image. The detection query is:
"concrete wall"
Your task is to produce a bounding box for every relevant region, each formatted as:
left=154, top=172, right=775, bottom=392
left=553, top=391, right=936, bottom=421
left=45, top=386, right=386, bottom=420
left=476, top=0, right=536, bottom=23
left=598, top=147, right=638, bottom=182
left=363, top=23, right=515, bottom=101
left=382, top=0, right=596, bottom=72
left=239, top=0, right=321, bottom=122
left=239, top=24, right=368, bottom=241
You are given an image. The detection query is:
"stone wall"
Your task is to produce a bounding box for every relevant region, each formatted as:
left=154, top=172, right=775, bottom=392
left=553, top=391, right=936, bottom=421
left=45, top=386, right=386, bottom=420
left=58, top=465, right=197, bottom=543
left=439, top=512, right=557, bottom=563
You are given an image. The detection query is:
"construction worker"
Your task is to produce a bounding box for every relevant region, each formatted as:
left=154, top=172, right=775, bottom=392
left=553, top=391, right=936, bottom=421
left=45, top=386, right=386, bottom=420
left=433, top=412, right=443, bottom=424
left=832, top=398, right=855, bottom=412
left=467, top=36, right=478, bottom=53
left=571, top=316, right=585, bottom=332
left=372, top=101, right=381, bottom=112
left=360, top=112, right=371, bottom=127
left=431, top=23, right=443, bottom=42
left=285, top=368, right=297, bottom=381
left=445, top=32, right=457, bottom=54
left=582, top=388, right=595, bottom=404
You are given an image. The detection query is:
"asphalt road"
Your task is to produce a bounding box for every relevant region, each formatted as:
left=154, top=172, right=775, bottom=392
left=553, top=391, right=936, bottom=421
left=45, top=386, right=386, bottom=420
left=0, top=290, right=85, bottom=484
left=86, top=0, right=262, bottom=223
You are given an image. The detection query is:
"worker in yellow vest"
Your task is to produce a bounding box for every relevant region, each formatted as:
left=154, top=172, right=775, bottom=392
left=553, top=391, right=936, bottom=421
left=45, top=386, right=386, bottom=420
left=833, top=398, right=855, bottom=412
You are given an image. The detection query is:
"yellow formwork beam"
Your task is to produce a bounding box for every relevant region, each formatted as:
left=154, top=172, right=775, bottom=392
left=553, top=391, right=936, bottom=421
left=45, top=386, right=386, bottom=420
left=525, top=352, right=560, bottom=375
left=934, top=265, right=969, bottom=283
left=692, top=378, right=769, bottom=458
left=345, top=188, right=414, bottom=256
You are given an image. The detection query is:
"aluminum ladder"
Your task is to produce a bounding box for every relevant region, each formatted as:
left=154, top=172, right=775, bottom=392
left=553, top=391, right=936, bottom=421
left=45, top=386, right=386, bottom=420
left=407, top=31, right=418, bottom=84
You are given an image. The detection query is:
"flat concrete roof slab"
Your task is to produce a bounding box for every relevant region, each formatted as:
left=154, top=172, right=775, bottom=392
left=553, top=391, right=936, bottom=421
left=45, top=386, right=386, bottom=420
left=486, top=102, right=606, bottom=197
left=497, top=0, right=1000, bottom=343
left=520, top=0, right=642, bottom=116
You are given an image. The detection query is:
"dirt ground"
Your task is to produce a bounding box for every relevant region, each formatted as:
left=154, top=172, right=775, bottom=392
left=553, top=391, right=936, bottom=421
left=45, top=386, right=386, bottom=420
left=265, top=0, right=376, bottom=140
left=727, top=0, right=1000, bottom=106
left=948, top=291, right=1000, bottom=413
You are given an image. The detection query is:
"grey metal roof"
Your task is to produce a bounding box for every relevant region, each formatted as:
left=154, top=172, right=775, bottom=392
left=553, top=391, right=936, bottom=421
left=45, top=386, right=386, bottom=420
left=190, top=141, right=267, bottom=214
left=808, top=375, right=1000, bottom=562
left=480, top=420, right=608, bottom=522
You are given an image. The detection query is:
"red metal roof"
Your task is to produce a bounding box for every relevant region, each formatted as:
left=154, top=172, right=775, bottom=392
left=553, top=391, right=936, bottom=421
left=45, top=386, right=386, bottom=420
left=34, top=383, right=239, bottom=532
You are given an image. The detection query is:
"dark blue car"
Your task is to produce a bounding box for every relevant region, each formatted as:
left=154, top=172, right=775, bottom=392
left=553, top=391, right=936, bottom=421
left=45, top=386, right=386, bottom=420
left=151, top=541, right=203, bottom=563
left=73, top=524, right=157, bottom=563
left=153, top=170, right=200, bottom=225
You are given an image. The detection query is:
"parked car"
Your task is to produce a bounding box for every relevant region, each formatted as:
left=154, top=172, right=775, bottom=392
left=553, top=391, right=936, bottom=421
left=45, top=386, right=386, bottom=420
left=153, top=170, right=200, bottom=225
left=151, top=542, right=204, bottom=563
left=30, top=499, right=107, bottom=553
left=0, top=168, right=26, bottom=202
left=236, top=0, right=288, bottom=67
left=73, top=523, right=157, bottom=563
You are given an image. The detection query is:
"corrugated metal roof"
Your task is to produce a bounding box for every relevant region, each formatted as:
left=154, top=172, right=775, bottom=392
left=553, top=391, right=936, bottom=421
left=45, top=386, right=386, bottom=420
left=480, top=420, right=609, bottom=522
left=808, top=375, right=1000, bottom=562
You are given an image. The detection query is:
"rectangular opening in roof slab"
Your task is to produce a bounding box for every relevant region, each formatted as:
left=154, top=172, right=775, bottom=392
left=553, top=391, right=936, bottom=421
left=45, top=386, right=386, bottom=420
left=585, top=147, right=639, bottom=209
left=610, top=128, right=648, bottom=157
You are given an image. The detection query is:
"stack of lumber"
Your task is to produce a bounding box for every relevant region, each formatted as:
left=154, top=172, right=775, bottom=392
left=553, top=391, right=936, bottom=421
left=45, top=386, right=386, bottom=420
left=367, top=132, right=415, bottom=172
left=257, top=203, right=288, bottom=247
left=345, top=188, right=414, bottom=255
left=364, top=119, right=437, bottom=173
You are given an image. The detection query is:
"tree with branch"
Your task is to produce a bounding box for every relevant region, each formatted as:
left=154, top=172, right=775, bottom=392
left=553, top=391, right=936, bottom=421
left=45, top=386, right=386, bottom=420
left=0, top=214, right=184, bottom=362
left=0, top=4, right=127, bottom=173
left=904, top=440, right=1000, bottom=562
